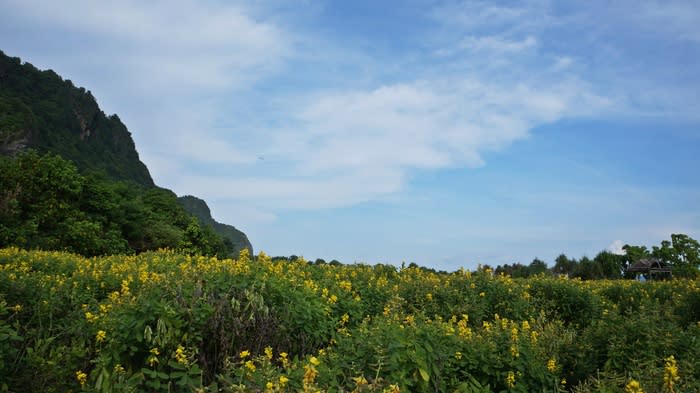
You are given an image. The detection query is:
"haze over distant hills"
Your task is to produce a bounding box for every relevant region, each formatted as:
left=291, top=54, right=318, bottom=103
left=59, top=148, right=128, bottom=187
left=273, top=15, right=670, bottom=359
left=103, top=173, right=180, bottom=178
left=0, top=49, right=251, bottom=255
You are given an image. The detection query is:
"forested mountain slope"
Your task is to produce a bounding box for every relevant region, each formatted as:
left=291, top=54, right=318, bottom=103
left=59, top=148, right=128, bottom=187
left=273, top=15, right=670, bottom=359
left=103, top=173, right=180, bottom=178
left=0, top=50, right=252, bottom=257
left=0, top=50, right=153, bottom=186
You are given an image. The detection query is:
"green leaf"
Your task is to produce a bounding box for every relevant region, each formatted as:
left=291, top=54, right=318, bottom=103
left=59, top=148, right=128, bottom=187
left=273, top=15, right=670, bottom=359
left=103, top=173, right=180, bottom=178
left=418, top=368, right=429, bottom=382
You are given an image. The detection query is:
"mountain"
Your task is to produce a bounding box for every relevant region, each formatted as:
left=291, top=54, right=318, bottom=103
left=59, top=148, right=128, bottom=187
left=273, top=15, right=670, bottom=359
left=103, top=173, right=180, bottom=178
left=178, top=195, right=253, bottom=256
left=0, top=50, right=153, bottom=186
left=0, top=50, right=252, bottom=256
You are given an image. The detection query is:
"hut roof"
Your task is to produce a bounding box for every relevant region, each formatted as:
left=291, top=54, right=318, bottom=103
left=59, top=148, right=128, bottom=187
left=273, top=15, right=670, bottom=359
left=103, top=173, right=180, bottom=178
left=626, top=258, right=672, bottom=273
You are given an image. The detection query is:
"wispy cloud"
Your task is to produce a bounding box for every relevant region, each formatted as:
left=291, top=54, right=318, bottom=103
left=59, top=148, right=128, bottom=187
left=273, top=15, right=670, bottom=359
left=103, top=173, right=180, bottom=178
left=635, top=1, right=700, bottom=43
left=162, top=75, right=610, bottom=212
left=4, top=0, right=291, bottom=91
left=436, top=35, right=537, bottom=57
left=431, top=0, right=550, bottom=33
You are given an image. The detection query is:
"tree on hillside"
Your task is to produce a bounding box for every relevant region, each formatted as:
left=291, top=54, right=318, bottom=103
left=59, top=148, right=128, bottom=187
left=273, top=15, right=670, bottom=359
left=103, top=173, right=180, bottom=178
left=0, top=151, right=232, bottom=257
left=0, top=151, right=128, bottom=255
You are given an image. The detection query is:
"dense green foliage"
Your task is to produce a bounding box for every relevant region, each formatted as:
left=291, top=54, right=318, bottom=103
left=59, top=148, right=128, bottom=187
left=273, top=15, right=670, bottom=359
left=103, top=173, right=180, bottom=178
left=0, top=151, right=232, bottom=257
left=0, top=50, right=153, bottom=186
left=1, top=248, right=698, bottom=392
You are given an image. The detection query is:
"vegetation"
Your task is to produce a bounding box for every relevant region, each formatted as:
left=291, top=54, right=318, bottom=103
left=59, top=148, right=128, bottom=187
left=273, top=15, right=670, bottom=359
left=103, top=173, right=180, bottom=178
left=0, top=50, right=153, bottom=186
left=1, top=247, right=699, bottom=392
left=496, top=234, right=700, bottom=280
left=0, top=151, right=233, bottom=257
left=1, top=48, right=698, bottom=392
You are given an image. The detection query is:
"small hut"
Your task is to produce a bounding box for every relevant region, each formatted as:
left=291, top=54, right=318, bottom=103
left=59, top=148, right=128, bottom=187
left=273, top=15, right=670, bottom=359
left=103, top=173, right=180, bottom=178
left=626, top=258, right=672, bottom=280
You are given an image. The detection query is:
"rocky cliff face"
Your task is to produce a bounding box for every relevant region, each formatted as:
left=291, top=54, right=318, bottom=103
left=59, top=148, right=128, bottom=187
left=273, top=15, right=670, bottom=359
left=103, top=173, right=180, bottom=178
left=0, top=50, right=154, bottom=186
left=178, top=195, right=253, bottom=257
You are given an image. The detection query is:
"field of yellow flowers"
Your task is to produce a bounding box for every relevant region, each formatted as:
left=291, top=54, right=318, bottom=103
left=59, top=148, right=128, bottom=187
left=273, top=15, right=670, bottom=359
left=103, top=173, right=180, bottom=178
left=1, top=247, right=699, bottom=392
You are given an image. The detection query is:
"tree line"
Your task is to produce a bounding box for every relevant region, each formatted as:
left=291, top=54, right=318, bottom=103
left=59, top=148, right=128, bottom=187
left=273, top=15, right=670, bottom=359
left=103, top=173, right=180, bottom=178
left=494, top=234, right=699, bottom=279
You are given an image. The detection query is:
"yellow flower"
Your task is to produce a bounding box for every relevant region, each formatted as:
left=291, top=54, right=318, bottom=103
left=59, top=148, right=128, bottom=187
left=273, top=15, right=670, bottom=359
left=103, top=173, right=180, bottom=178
left=10, top=304, right=22, bottom=313
left=625, top=379, right=644, bottom=393
left=505, top=371, right=516, bottom=389
left=479, top=292, right=486, bottom=297
left=279, top=375, right=289, bottom=385
left=353, top=375, right=368, bottom=386
left=510, top=326, right=518, bottom=341
left=266, top=381, right=274, bottom=390
left=174, top=345, right=188, bottom=365
left=521, top=320, right=530, bottom=331
left=85, top=311, right=99, bottom=323
left=99, top=304, right=111, bottom=314
left=510, top=344, right=519, bottom=358
left=75, top=370, right=87, bottom=387
left=385, top=384, right=400, bottom=393
left=303, top=363, right=318, bottom=386
left=239, top=350, right=250, bottom=359
left=120, top=279, right=130, bottom=295
left=309, top=356, right=320, bottom=366
left=95, top=330, right=106, bottom=343
left=108, top=291, right=120, bottom=302
left=547, top=358, right=557, bottom=372
left=530, top=331, right=538, bottom=343
left=455, top=351, right=462, bottom=360
left=264, top=346, right=273, bottom=360
left=245, top=360, right=256, bottom=372
left=664, top=355, right=679, bottom=391
left=147, top=347, right=160, bottom=366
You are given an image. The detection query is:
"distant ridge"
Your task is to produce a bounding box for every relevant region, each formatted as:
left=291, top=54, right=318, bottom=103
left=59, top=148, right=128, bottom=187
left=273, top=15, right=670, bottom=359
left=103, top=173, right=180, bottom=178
left=178, top=195, right=253, bottom=256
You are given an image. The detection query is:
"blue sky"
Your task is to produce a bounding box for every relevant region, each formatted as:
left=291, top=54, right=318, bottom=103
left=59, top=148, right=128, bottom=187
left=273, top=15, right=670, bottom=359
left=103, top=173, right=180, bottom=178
left=2, top=0, right=699, bottom=270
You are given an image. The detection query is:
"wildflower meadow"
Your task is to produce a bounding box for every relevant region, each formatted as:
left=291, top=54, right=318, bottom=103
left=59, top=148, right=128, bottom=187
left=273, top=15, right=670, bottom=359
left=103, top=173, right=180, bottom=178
left=1, top=247, right=699, bottom=392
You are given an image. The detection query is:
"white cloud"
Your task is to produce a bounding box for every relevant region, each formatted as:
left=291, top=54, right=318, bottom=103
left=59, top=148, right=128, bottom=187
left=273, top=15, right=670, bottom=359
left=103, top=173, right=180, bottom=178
left=5, top=0, right=290, bottom=92
left=551, top=56, right=573, bottom=71
left=457, top=35, right=537, bottom=55
left=160, top=76, right=611, bottom=211
left=169, top=168, right=404, bottom=210
left=608, top=240, right=626, bottom=255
